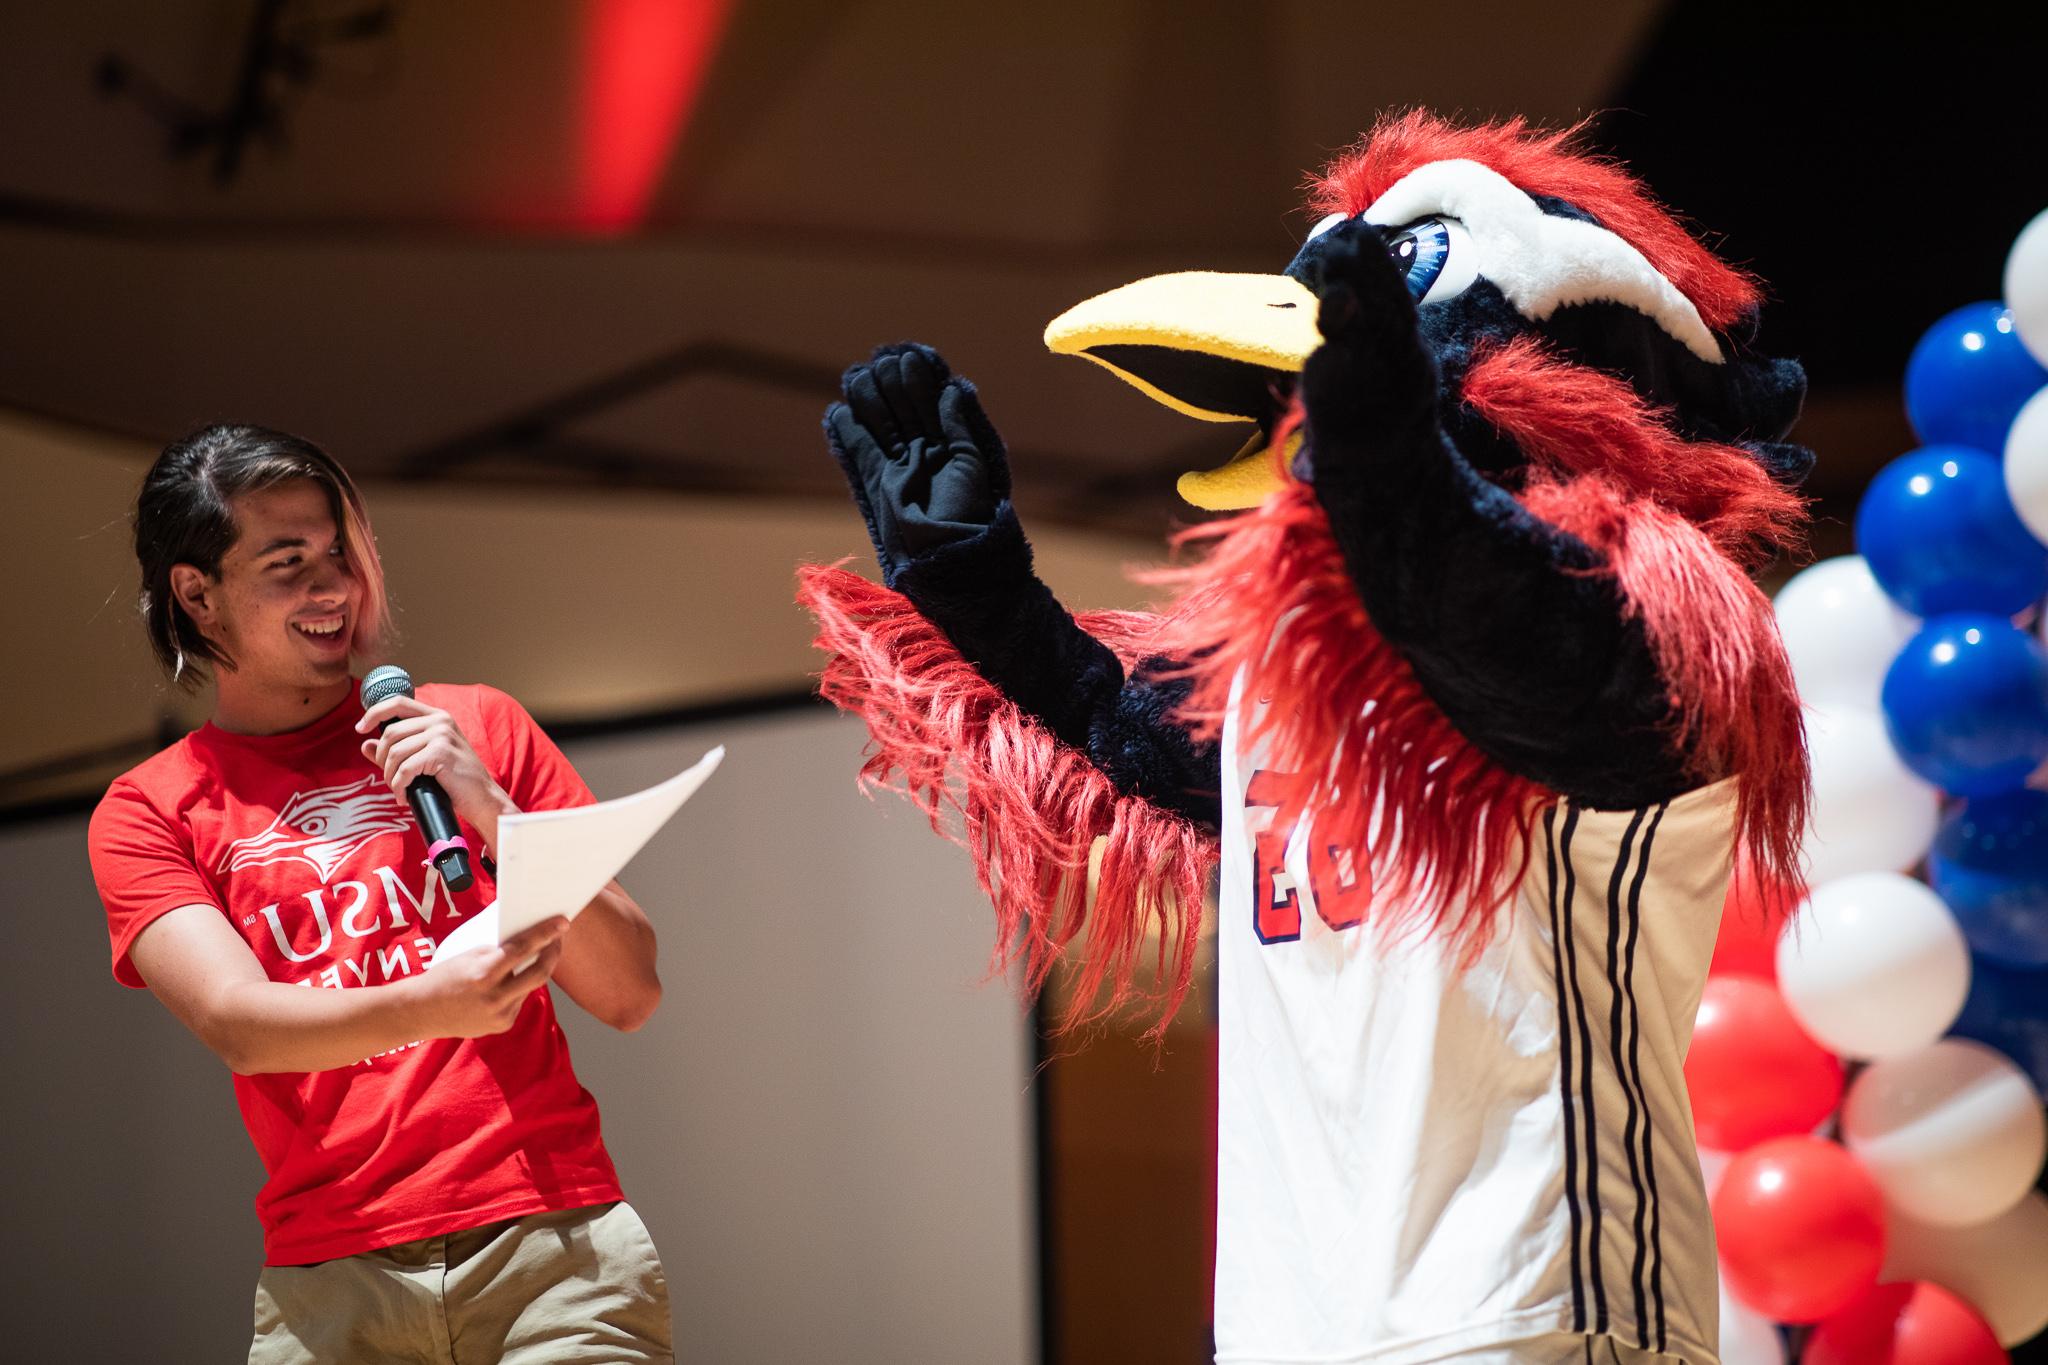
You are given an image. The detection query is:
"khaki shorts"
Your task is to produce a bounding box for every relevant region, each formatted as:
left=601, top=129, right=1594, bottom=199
left=250, top=1201, right=672, bottom=1365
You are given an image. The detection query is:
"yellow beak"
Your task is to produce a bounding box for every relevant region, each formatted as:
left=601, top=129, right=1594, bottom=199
left=1173, top=429, right=1305, bottom=511
left=1044, top=271, right=1321, bottom=509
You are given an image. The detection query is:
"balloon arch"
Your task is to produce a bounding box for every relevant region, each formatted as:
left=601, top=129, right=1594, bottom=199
left=1692, top=211, right=2048, bottom=1362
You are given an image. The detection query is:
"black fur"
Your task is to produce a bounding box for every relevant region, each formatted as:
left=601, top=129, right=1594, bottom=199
left=890, top=506, right=1222, bottom=829
left=827, top=350, right=1225, bottom=831
left=1536, top=301, right=1808, bottom=452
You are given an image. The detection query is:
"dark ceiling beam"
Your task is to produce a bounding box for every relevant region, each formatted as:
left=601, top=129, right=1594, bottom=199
left=389, top=340, right=842, bottom=480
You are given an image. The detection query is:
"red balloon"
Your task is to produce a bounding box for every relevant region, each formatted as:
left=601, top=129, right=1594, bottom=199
left=1686, top=975, right=1843, bottom=1151
left=1714, top=1135, right=1886, bottom=1323
left=1805, top=1281, right=2008, bottom=1365
left=1711, top=858, right=1793, bottom=981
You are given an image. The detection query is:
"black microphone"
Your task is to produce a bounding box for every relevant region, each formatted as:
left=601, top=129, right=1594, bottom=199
left=360, top=664, right=475, bottom=892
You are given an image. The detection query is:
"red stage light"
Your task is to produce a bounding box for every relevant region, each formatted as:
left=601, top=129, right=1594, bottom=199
left=576, top=0, right=734, bottom=233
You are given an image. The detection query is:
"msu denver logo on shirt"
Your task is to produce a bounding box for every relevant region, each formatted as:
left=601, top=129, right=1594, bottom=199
left=219, top=774, right=411, bottom=882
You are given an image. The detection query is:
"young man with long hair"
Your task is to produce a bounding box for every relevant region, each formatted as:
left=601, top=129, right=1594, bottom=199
left=88, top=424, right=673, bottom=1364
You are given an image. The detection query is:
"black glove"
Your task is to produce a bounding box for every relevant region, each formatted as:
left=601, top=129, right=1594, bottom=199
left=1294, top=220, right=1441, bottom=481
left=825, top=342, right=1012, bottom=583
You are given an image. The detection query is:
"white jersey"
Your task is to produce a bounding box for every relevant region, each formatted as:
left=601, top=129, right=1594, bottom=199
left=1213, top=690, right=1735, bottom=1365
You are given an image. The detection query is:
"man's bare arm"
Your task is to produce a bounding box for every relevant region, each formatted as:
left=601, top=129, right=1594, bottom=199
left=129, top=905, right=569, bottom=1074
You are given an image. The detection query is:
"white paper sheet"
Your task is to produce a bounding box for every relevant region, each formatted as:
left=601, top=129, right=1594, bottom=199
left=429, top=745, right=722, bottom=967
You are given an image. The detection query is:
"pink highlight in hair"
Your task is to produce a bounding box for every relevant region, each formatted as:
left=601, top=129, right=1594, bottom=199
left=798, top=565, right=1216, bottom=1036
left=336, top=489, right=392, bottom=661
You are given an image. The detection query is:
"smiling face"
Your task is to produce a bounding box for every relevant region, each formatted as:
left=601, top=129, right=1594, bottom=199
left=171, top=479, right=365, bottom=732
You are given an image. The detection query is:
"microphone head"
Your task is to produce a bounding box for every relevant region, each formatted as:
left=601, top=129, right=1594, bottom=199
left=360, top=664, right=416, bottom=710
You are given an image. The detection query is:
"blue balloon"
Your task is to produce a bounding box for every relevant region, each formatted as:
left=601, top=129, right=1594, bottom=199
left=1856, top=446, right=2048, bottom=616
left=1904, top=301, right=2048, bottom=453
left=1882, top=613, right=2048, bottom=796
left=1948, top=952, right=2048, bottom=1093
left=1930, top=790, right=2048, bottom=967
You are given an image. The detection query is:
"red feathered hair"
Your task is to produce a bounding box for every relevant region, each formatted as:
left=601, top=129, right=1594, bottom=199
left=1311, top=110, right=1762, bottom=333
left=799, top=565, right=1215, bottom=1038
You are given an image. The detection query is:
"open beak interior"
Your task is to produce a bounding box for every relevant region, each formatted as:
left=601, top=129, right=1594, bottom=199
left=1045, top=271, right=1319, bottom=507
left=1079, top=345, right=1295, bottom=423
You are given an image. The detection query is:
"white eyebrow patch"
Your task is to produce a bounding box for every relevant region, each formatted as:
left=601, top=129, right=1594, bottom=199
left=1363, top=159, right=1724, bottom=364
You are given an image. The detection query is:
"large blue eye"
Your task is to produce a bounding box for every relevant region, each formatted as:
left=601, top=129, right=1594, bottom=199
left=1383, top=217, right=1478, bottom=304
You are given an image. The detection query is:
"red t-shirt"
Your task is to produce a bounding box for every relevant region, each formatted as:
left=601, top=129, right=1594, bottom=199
left=87, top=680, right=625, bottom=1266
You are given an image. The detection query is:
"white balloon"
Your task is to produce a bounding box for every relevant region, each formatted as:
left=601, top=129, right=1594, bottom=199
left=1773, top=556, right=1920, bottom=713
left=1840, top=1038, right=2047, bottom=1226
left=1718, top=1275, right=1787, bottom=1365
left=1777, top=872, right=1971, bottom=1059
left=2003, top=386, right=2048, bottom=546
left=2005, top=207, right=2048, bottom=369
left=1801, top=705, right=1942, bottom=885
left=1884, top=1190, right=2048, bottom=1346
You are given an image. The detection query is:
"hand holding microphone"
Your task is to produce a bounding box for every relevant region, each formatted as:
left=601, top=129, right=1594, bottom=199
left=357, top=665, right=492, bottom=893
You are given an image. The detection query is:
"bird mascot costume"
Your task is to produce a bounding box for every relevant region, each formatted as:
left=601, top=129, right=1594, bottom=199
left=800, top=112, right=1812, bottom=1365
